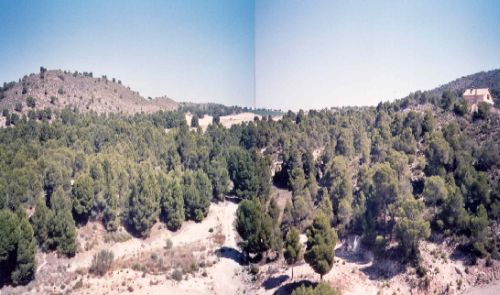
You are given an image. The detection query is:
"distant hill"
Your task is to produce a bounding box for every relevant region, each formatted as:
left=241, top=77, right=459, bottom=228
left=429, top=68, right=500, bottom=106
left=0, top=69, right=178, bottom=115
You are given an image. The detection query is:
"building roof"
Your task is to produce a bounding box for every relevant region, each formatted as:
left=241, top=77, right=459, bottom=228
left=463, top=88, right=490, bottom=96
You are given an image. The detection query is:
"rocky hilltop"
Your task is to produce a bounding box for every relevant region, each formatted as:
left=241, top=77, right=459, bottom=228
left=0, top=68, right=178, bottom=115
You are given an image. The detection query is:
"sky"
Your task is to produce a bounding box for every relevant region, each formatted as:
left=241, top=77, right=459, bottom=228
left=256, top=0, right=500, bottom=110
left=1, top=1, right=500, bottom=110
left=0, top=0, right=255, bottom=107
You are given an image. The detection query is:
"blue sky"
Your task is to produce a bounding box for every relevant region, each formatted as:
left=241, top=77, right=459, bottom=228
left=0, top=0, right=255, bottom=107
left=256, top=0, right=500, bottom=110
left=1, top=1, right=499, bottom=110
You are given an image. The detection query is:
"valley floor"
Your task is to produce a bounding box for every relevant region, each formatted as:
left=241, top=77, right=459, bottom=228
left=2, top=196, right=499, bottom=295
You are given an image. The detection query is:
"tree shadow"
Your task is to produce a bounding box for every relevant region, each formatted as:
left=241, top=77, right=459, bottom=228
left=273, top=280, right=317, bottom=295
left=360, top=257, right=407, bottom=280
left=224, top=195, right=241, bottom=204
left=122, top=221, right=151, bottom=239
left=449, top=245, right=476, bottom=266
left=215, top=246, right=246, bottom=265
left=262, top=274, right=289, bottom=290
left=335, top=247, right=372, bottom=265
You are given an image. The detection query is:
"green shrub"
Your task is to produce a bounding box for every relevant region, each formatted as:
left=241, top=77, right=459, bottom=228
left=90, top=250, right=114, bottom=276
left=15, top=102, right=22, bottom=112
left=485, top=256, right=493, bottom=267
left=165, top=238, right=173, bottom=250
left=291, top=281, right=340, bottom=295
left=26, top=96, right=36, bottom=108
left=474, top=102, right=491, bottom=120
left=416, top=263, right=427, bottom=278
left=249, top=264, right=259, bottom=275
left=172, top=269, right=183, bottom=281
left=132, top=263, right=141, bottom=271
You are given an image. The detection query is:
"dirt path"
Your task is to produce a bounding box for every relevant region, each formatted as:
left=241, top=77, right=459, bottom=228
left=464, top=280, right=500, bottom=295
left=68, top=202, right=235, bottom=272
left=36, top=253, right=47, bottom=272
left=66, top=201, right=247, bottom=294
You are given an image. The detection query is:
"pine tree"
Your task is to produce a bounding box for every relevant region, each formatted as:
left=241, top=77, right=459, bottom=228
left=289, top=167, right=306, bottom=196
left=207, top=156, right=229, bottom=202
left=160, top=174, right=185, bottom=231
left=11, top=215, right=37, bottom=284
left=268, top=197, right=280, bottom=223
left=392, top=195, right=430, bottom=259
left=47, top=187, right=77, bottom=256
left=318, top=195, right=334, bottom=226
left=102, top=159, right=120, bottom=231
left=368, top=163, right=399, bottom=230
left=127, top=169, right=160, bottom=237
left=0, top=210, right=21, bottom=282
left=227, top=147, right=270, bottom=200
left=236, top=199, right=273, bottom=255
left=304, top=212, right=337, bottom=280
left=72, top=174, right=94, bottom=222
left=291, top=281, right=339, bottom=295
left=190, top=114, right=199, bottom=128
left=324, top=156, right=352, bottom=226
left=0, top=179, right=6, bottom=210
left=423, top=175, right=448, bottom=215
left=30, top=197, right=52, bottom=250
left=103, top=191, right=119, bottom=231
left=292, top=195, right=312, bottom=229
left=183, top=170, right=212, bottom=222
left=336, top=127, right=354, bottom=157
left=425, top=131, right=453, bottom=176
left=284, top=227, right=303, bottom=279
left=469, top=205, right=489, bottom=256
left=281, top=199, right=293, bottom=234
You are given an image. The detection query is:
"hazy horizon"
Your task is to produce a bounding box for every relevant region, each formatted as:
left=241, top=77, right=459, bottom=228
left=1, top=0, right=500, bottom=110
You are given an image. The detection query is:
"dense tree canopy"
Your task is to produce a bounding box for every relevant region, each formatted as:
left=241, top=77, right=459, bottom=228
left=0, top=84, right=498, bottom=286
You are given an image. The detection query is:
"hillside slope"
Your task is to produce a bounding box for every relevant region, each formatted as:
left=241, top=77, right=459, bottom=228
left=429, top=68, right=500, bottom=106
left=0, top=69, right=178, bottom=115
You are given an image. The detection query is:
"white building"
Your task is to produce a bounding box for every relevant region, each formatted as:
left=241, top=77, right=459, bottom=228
left=462, top=88, right=494, bottom=112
